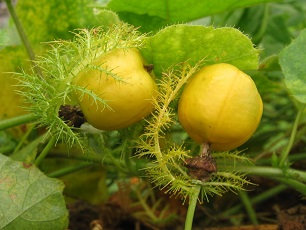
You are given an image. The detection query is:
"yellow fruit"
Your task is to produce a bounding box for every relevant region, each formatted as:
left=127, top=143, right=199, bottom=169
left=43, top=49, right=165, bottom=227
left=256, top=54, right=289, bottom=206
left=73, top=48, right=157, bottom=130
left=178, top=63, right=263, bottom=151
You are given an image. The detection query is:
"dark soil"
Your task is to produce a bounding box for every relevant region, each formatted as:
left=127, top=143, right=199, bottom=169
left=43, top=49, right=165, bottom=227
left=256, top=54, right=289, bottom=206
left=67, top=183, right=306, bottom=230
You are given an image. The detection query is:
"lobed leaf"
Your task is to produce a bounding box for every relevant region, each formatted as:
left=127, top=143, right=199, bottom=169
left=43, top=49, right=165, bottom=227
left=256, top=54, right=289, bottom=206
left=279, top=29, right=306, bottom=104
left=141, top=25, right=259, bottom=77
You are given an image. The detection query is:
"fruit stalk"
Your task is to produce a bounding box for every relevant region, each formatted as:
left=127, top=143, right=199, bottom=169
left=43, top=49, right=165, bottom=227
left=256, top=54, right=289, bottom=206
left=184, top=184, right=201, bottom=230
left=35, top=136, right=57, bottom=166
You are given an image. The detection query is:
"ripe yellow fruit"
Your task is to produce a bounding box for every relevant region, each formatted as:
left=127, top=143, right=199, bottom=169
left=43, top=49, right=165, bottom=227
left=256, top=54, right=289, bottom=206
left=178, top=63, right=263, bottom=151
left=73, top=48, right=157, bottom=130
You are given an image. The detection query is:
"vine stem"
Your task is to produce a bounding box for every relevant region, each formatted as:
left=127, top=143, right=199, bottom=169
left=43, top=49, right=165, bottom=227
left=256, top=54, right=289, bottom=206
left=234, top=165, right=306, bottom=183
left=279, top=104, right=306, bottom=166
left=4, top=0, right=42, bottom=77
left=252, top=4, right=270, bottom=44
left=47, top=162, right=94, bottom=178
left=234, top=165, right=306, bottom=194
left=221, top=184, right=287, bottom=217
left=0, top=113, right=36, bottom=130
left=134, top=187, right=159, bottom=222
left=35, top=136, right=57, bottom=166
left=13, top=123, right=36, bottom=154
left=184, top=184, right=201, bottom=230
left=239, top=190, right=258, bottom=225
left=274, top=177, right=306, bottom=195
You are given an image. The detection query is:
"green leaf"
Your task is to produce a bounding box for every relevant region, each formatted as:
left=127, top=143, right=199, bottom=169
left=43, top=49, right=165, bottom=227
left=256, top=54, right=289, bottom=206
left=0, top=29, right=9, bottom=46
left=260, top=14, right=293, bottom=56
left=95, top=9, right=121, bottom=27
left=279, top=29, right=306, bottom=104
left=15, top=0, right=101, bottom=43
left=106, top=0, right=280, bottom=32
left=110, top=12, right=165, bottom=33
left=0, top=154, right=68, bottom=230
left=108, top=0, right=279, bottom=22
left=141, top=25, right=259, bottom=77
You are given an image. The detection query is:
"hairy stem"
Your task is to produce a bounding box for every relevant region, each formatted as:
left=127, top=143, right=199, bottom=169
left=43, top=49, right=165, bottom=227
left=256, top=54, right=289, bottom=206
left=152, top=63, right=201, bottom=179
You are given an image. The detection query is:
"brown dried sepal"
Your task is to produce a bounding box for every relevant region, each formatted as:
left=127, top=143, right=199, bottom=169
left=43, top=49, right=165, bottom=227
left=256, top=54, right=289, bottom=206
left=143, top=64, right=154, bottom=73
left=184, top=155, right=217, bottom=181
left=58, top=105, right=86, bottom=128
left=184, top=143, right=217, bottom=181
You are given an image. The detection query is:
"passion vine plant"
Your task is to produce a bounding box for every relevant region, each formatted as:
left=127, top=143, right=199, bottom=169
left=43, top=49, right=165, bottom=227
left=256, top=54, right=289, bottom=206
left=2, top=4, right=306, bottom=230
left=6, top=20, right=259, bottom=229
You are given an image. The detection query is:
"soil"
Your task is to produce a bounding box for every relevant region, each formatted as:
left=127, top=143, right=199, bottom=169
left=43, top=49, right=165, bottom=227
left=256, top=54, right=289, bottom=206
left=66, top=182, right=306, bottom=230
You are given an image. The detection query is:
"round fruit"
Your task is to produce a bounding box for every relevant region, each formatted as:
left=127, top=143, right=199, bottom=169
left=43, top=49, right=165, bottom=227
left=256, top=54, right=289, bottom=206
left=178, top=63, right=263, bottom=151
left=73, top=48, right=157, bottom=130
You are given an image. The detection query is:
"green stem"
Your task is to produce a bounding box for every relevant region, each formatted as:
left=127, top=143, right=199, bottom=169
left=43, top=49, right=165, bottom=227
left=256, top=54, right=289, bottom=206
left=49, top=152, right=146, bottom=177
left=13, top=123, right=36, bottom=154
left=239, top=190, right=258, bottom=225
left=252, top=4, right=270, bottom=44
left=257, top=152, right=306, bottom=165
left=106, top=150, right=129, bottom=174
left=4, top=0, right=42, bottom=76
left=274, top=177, right=306, bottom=195
left=47, top=162, right=94, bottom=178
left=184, top=185, right=201, bottom=230
left=134, top=189, right=159, bottom=222
left=279, top=104, right=306, bottom=167
left=49, top=152, right=103, bottom=163
left=222, top=184, right=287, bottom=217
left=35, top=136, right=56, bottom=166
left=0, top=143, right=15, bottom=154
left=0, top=114, right=36, bottom=130
left=234, top=165, right=306, bottom=193
left=235, top=165, right=306, bottom=183
left=122, top=139, right=133, bottom=172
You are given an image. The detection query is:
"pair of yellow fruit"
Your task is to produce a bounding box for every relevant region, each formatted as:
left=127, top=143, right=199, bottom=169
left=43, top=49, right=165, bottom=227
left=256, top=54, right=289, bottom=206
left=73, top=48, right=263, bottom=151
